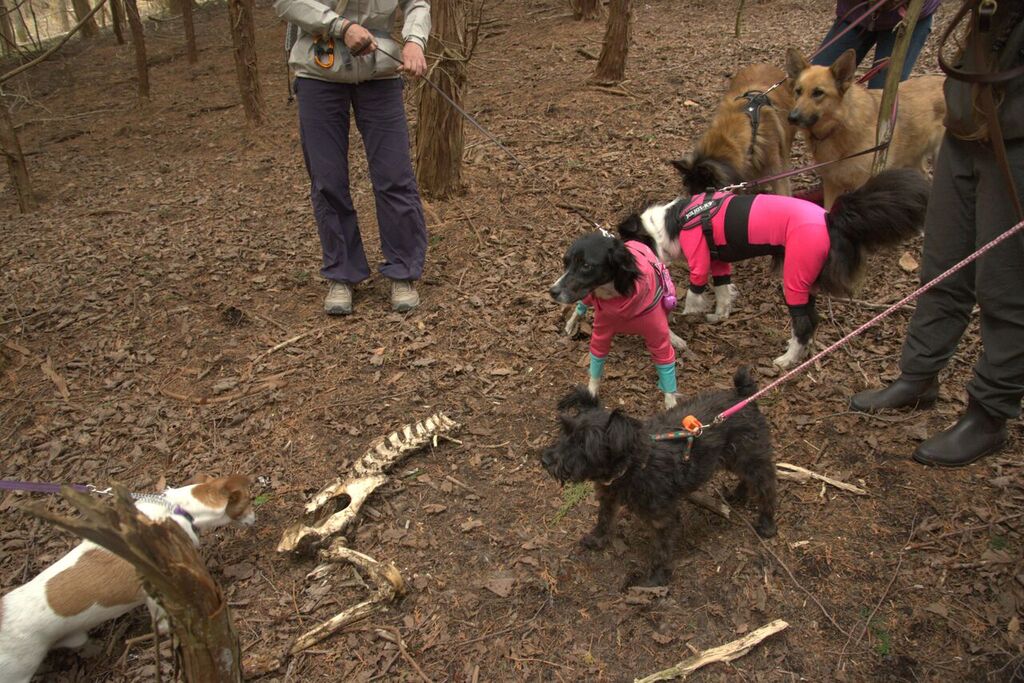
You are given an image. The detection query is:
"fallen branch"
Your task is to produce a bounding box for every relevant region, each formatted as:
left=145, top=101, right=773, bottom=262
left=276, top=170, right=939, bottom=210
left=289, top=540, right=405, bottom=654
left=25, top=484, right=242, bottom=681
left=634, top=619, right=789, bottom=682
left=686, top=491, right=730, bottom=519
left=0, top=0, right=110, bottom=85
left=776, top=462, right=867, bottom=496
left=278, top=413, right=460, bottom=554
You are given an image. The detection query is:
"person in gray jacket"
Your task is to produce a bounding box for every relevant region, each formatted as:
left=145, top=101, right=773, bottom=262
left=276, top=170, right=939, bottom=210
left=275, top=0, right=431, bottom=315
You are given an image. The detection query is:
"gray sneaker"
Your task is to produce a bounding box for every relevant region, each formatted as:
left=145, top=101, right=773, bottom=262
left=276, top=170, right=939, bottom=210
left=390, top=279, right=420, bottom=312
left=324, top=281, right=353, bottom=315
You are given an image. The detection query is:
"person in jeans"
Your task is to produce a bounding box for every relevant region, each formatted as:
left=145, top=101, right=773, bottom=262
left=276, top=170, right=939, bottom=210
left=812, top=1, right=942, bottom=88
left=850, top=1, right=1024, bottom=467
left=274, top=0, right=430, bottom=315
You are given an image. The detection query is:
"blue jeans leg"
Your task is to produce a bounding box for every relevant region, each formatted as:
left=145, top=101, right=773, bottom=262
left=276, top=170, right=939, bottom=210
left=867, top=14, right=934, bottom=88
left=811, top=18, right=877, bottom=68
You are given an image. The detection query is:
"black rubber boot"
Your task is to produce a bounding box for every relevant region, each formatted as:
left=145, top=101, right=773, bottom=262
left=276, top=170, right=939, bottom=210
left=913, top=399, right=1007, bottom=468
left=850, top=376, right=939, bottom=413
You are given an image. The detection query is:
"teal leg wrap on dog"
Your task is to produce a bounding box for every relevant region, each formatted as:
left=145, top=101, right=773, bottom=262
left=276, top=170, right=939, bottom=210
left=589, top=353, right=606, bottom=380
left=656, top=362, right=677, bottom=393
left=575, top=301, right=588, bottom=316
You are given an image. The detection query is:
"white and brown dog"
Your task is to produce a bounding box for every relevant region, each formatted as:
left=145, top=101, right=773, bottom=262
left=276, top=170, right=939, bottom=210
left=0, top=475, right=255, bottom=683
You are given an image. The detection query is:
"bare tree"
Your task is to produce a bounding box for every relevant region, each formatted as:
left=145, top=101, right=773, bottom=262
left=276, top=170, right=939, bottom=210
left=182, top=0, right=196, bottom=63
left=0, top=100, right=34, bottom=212
left=124, top=0, right=149, bottom=98
left=227, top=0, right=263, bottom=124
left=0, top=0, right=16, bottom=55
left=415, top=0, right=483, bottom=198
left=570, top=0, right=602, bottom=20
left=69, top=0, right=99, bottom=39
left=57, top=0, right=72, bottom=33
left=594, top=0, right=631, bottom=83
left=110, top=0, right=123, bottom=44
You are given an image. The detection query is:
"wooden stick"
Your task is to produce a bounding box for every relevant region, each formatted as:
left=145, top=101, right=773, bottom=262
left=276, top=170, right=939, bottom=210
left=686, top=492, right=730, bottom=519
left=870, top=0, right=925, bottom=173
left=776, top=462, right=868, bottom=496
left=634, top=619, right=789, bottom=682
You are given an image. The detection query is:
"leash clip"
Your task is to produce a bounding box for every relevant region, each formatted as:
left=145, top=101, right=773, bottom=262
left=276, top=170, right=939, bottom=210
left=86, top=484, right=112, bottom=495
left=979, top=0, right=997, bottom=33
left=681, top=414, right=703, bottom=437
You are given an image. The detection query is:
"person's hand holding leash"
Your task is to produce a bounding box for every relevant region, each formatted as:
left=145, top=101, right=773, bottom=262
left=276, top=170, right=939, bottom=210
left=399, top=41, right=427, bottom=77
left=338, top=19, right=377, bottom=57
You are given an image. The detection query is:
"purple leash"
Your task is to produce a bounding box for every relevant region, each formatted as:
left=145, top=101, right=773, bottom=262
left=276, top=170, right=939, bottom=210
left=0, top=479, right=98, bottom=494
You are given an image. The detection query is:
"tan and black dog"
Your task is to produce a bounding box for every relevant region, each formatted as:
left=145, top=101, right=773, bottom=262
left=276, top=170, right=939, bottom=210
left=785, top=48, right=945, bottom=209
left=674, top=63, right=797, bottom=196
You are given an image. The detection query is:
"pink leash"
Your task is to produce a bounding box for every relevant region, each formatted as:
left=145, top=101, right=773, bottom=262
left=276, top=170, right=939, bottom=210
left=713, top=216, right=1024, bottom=425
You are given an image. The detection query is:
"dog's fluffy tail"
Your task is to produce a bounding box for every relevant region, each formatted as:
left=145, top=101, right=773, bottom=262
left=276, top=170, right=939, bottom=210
left=732, top=366, right=758, bottom=399
left=819, top=169, right=930, bottom=297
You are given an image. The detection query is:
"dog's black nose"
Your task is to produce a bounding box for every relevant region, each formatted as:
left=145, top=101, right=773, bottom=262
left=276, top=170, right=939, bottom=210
left=787, top=110, right=801, bottom=124
left=548, top=284, right=561, bottom=299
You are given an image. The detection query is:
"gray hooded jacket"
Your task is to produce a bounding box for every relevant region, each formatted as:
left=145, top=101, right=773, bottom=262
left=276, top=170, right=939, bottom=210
left=275, top=0, right=430, bottom=84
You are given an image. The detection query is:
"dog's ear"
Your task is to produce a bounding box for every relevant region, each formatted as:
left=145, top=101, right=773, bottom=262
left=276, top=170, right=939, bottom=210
left=558, top=386, right=599, bottom=413
left=609, top=239, right=640, bottom=296
left=785, top=47, right=809, bottom=82
left=605, top=409, right=638, bottom=457
left=830, top=48, right=857, bottom=92
left=617, top=213, right=643, bottom=241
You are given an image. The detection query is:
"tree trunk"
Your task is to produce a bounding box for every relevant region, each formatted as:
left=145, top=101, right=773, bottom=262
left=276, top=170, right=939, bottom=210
left=594, top=0, right=631, bottom=83
left=0, top=102, right=35, bottom=213
left=124, top=0, right=149, bottom=99
left=69, top=0, right=99, bottom=39
left=110, top=0, right=123, bottom=44
left=0, top=0, right=16, bottom=55
left=27, top=485, right=243, bottom=682
left=182, top=0, right=196, bottom=64
left=416, top=0, right=482, bottom=198
left=570, top=0, right=602, bottom=20
left=58, top=0, right=72, bottom=32
left=227, top=0, right=263, bottom=124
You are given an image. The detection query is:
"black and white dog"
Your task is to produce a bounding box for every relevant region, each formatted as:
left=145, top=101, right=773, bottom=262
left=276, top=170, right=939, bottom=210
left=540, top=367, right=778, bottom=587
left=550, top=231, right=686, bottom=409
left=618, top=169, right=929, bottom=368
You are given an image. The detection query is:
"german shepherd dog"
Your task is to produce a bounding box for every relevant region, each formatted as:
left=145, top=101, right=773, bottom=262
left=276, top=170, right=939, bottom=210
left=785, top=48, right=945, bottom=209
left=673, top=64, right=797, bottom=196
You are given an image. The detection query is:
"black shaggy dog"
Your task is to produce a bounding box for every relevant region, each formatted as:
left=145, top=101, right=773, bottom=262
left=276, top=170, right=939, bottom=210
left=540, top=367, right=777, bottom=587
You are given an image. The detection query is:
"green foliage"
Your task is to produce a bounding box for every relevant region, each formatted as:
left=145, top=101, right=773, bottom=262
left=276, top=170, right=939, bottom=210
left=551, top=482, right=592, bottom=524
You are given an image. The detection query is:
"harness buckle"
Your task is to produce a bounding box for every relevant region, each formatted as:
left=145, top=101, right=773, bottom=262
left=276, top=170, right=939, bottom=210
left=681, top=414, right=703, bottom=437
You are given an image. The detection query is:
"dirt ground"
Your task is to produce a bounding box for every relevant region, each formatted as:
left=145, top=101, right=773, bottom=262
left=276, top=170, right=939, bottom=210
left=2, top=0, right=1023, bottom=680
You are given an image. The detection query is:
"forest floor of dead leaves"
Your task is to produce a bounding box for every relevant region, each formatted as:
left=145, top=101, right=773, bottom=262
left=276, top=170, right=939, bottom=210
left=2, top=0, right=1022, bottom=681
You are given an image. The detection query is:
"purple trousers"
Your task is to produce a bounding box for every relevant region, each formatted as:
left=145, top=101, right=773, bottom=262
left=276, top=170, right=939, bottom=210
left=295, top=76, right=428, bottom=284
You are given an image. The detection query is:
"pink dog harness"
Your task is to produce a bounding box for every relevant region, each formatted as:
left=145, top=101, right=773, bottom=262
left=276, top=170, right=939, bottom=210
left=676, top=192, right=831, bottom=307
left=583, top=241, right=677, bottom=366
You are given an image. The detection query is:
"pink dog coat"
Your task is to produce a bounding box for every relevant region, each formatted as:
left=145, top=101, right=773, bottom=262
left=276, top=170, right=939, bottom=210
left=675, top=192, right=831, bottom=307
left=583, top=241, right=676, bottom=366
